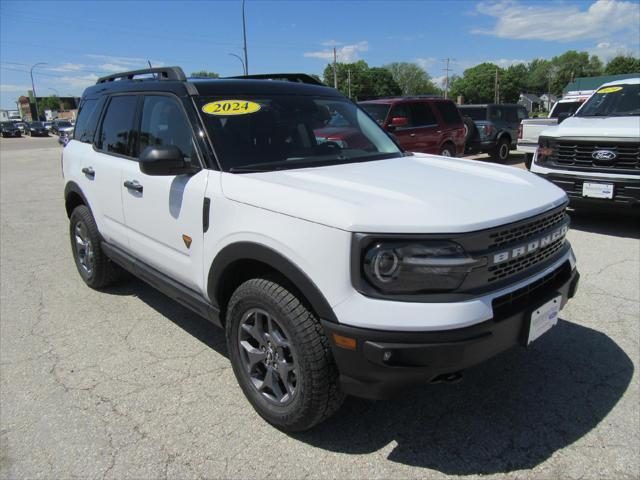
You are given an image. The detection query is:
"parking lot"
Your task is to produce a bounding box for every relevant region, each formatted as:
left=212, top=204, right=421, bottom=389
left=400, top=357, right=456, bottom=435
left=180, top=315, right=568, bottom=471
left=1, top=136, right=638, bottom=479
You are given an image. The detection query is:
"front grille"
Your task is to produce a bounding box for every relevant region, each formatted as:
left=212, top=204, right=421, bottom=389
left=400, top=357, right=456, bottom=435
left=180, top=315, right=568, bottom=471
left=487, top=237, right=566, bottom=282
left=489, top=209, right=566, bottom=248
left=492, top=262, right=571, bottom=320
left=550, top=140, right=640, bottom=172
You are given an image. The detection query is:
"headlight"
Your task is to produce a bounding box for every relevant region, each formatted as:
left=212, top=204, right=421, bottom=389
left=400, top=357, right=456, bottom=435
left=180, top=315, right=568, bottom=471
left=537, top=136, right=555, bottom=162
left=362, top=241, right=478, bottom=294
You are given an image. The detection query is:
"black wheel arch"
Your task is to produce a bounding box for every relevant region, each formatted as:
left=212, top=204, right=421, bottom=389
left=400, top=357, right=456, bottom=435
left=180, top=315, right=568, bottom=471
left=208, top=242, right=338, bottom=324
left=496, top=131, right=512, bottom=145
left=64, top=181, right=91, bottom=218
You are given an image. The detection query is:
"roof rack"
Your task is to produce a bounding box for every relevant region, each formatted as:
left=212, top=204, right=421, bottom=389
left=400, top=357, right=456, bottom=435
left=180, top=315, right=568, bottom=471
left=96, top=66, right=186, bottom=84
left=225, top=73, right=324, bottom=86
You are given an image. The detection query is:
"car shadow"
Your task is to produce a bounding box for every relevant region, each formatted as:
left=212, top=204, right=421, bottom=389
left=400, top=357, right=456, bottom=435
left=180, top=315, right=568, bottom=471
left=569, top=208, right=640, bottom=239
left=103, top=278, right=632, bottom=475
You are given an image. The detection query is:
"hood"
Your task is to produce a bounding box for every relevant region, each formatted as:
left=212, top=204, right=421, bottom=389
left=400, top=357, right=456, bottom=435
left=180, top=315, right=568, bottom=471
left=221, top=154, right=567, bottom=233
left=541, top=115, right=640, bottom=138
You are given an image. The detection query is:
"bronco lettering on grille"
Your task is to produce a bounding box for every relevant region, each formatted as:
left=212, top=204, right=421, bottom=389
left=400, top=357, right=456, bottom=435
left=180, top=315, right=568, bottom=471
left=492, top=225, right=568, bottom=265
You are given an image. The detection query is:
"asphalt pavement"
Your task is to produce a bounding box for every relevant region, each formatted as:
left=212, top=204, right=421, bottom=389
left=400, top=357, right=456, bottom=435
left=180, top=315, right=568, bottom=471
left=1, top=136, right=638, bottom=479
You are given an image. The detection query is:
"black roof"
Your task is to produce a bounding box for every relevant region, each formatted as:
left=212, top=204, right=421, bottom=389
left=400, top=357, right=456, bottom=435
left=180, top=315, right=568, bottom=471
left=84, top=66, right=341, bottom=99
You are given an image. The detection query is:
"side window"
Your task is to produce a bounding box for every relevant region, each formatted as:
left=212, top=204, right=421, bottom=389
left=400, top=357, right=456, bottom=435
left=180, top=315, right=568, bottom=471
left=96, top=95, right=138, bottom=156
left=517, top=107, right=528, bottom=120
left=504, top=107, right=518, bottom=123
left=390, top=104, right=412, bottom=126
left=74, top=98, right=104, bottom=143
left=434, top=101, right=462, bottom=125
left=138, top=95, right=194, bottom=160
left=410, top=103, right=438, bottom=126
left=490, top=107, right=503, bottom=121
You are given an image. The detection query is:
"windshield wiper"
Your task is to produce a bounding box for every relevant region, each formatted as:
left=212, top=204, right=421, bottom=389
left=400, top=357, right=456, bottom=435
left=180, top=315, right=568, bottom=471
left=229, top=165, right=274, bottom=173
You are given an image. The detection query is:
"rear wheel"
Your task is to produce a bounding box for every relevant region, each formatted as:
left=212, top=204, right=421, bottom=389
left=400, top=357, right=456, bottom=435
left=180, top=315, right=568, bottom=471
left=226, top=278, right=345, bottom=431
left=491, top=137, right=510, bottom=162
left=69, top=205, right=123, bottom=289
left=439, top=143, right=455, bottom=157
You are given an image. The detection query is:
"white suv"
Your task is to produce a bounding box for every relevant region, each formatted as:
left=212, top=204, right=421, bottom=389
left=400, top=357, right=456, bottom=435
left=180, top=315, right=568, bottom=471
left=63, top=67, right=580, bottom=431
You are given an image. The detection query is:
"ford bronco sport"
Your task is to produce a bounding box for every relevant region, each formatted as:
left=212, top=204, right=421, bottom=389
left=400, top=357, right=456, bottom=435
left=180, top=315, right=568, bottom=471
left=63, top=67, right=579, bottom=431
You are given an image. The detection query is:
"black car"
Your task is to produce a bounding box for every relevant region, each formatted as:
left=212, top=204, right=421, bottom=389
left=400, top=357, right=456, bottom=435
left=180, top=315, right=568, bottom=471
left=458, top=104, right=528, bottom=162
left=1, top=121, right=22, bottom=138
left=26, top=121, right=49, bottom=137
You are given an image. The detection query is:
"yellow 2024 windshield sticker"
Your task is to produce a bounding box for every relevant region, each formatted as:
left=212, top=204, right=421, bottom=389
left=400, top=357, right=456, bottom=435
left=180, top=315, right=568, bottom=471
left=202, top=100, right=261, bottom=115
left=597, top=86, right=623, bottom=94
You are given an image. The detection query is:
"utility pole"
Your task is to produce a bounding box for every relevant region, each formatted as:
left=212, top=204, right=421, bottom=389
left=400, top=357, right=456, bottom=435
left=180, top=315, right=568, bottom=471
left=442, top=58, right=452, bottom=99
left=347, top=68, right=351, bottom=98
left=30, top=62, right=46, bottom=121
left=242, top=0, right=249, bottom=75
left=494, top=68, right=500, bottom=104
left=333, top=47, right=338, bottom=89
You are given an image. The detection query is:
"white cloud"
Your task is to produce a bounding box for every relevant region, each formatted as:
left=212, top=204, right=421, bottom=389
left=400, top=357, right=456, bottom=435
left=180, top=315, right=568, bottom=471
left=415, top=57, right=438, bottom=71
left=54, top=74, right=100, bottom=90
left=46, top=63, right=89, bottom=73
left=474, top=0, right=640, bottom=42
left=590, top=41, right=639, bottom=60
left=0, top=84, right=31, bottom=93
left=304, top=41, right=369, bottom=62
left=320, top=40, right=344, bottom=47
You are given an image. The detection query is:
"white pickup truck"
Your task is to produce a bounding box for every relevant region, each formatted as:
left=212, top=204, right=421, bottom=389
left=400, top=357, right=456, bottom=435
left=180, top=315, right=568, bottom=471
left=518, top=91, right=593, bottom=169
left=531, top=78, right=640, bottom=209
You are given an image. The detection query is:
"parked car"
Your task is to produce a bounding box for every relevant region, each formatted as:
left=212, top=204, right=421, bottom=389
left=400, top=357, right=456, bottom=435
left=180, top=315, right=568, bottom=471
left=531, top=78, right=640, bottom=209
left=458, top=104, right=528, bottom=162
left=63, top=66, right=579, bottom=431
left=52, top=120, right=73, bottom=135
left=58, top=129, right=72, bottom=145
left=352, top=97, right=466, bottom=156
left=26, top=121, right=49, bottom=137
left=43, top=121, right=53, bottom=131
left=13, top=121, right=26, bottom=134
left=518, top=91, right=593, bottom=169
left=1, top=121, right=22, bottom=137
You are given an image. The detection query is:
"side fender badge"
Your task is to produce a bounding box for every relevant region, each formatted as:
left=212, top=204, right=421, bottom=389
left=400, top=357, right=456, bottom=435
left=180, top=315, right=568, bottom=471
left=182, top=235, right=192, bottom=249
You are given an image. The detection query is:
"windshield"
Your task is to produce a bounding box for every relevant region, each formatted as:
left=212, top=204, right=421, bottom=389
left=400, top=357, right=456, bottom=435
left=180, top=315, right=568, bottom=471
left=198, top=95, right=402, bottom=172
left=30, top=122, right=44, bottom=127
left=577, top=83, right=639, bottom=117
left=458, top=106, right=487, bottom=121
left=550, top=101, right=582, bottom=117
left=57, top=121, right=72, bottom=127
left=359, top=103, right=391, bottom=125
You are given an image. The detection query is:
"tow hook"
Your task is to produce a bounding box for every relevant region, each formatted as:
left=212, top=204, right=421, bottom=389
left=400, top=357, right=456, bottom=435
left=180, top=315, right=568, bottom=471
left=430, top=371, right=463, bottom=384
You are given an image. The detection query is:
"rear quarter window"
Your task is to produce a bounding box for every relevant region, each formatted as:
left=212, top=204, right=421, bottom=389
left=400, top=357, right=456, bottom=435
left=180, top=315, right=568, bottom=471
left=73, top=98, right=104, bottom=143
left=434, top=101, right=462, bottom=125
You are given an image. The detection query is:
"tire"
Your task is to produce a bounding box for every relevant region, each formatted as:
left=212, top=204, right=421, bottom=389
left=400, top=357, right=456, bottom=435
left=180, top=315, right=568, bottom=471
left=439, top=143, right=455, bottom=157
left=525, top=153, right=534, bottom=170
left=226, top=278, right=345, bottom=431
left=69, top=205, right=123, bottom=289
left=462, top=116, right=476, bottom=145
left=491, top=136, right=510, bottom=162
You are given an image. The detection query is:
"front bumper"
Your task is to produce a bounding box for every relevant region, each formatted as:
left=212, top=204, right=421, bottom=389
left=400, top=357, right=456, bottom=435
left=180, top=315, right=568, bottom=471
left=323, top=262, right=579, bottom=399
left=534, top=171, right=640, bottom=208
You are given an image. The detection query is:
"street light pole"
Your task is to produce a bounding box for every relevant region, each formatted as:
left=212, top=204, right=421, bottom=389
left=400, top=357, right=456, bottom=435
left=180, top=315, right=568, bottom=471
left=30, top=62, right=47, bottom=120
left=242, top=0, right=249, bottom=75
left=229, top=53, right=246, bottom=75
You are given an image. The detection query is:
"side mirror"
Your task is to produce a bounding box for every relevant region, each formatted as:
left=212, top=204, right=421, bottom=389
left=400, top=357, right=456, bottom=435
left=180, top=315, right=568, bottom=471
left=556, top=112, right=572, bottom=124
left=388, top=116, right=409, bottom=130
left=138, top=145, right=197, bottom=176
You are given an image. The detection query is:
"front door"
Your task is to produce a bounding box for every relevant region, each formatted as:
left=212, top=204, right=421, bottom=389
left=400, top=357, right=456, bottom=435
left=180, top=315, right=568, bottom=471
left=120, top=94, right=209, bottom=292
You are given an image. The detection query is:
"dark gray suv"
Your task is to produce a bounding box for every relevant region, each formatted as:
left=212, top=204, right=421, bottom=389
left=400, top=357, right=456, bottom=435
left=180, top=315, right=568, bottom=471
left=459, top=104, right=528, bottom=162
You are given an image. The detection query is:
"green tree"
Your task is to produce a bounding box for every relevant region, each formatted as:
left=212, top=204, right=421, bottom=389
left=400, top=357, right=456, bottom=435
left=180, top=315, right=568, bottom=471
left=383, top=62, right=440, bottom=96
left=40, top=96, right=62, bottom=111
left=501, top=63, right=528, bottom=103
left=547, top=51, right=603, bottom=94
left=605, top=56, right=640, bottom=75
left=322, top=60, right=401, bottom=100
left=450, top=63, right=501, bottom=103
left=190, top=70, right=220, bottom=78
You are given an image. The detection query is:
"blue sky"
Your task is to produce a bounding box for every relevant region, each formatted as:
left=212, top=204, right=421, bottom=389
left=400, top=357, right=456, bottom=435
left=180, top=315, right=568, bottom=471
left=1, top=0, right=639, bottom=109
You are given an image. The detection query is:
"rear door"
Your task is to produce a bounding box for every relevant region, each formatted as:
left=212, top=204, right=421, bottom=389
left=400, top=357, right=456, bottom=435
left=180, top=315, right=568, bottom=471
left=432, top=101, right=465, bottom=154
left=79, top=94, right=138, bottom=249
left=408, top=102, right=440, bottom=154
left=387, top=103, right=420, bottom=152
left=120, top=93, right=209, bottom=291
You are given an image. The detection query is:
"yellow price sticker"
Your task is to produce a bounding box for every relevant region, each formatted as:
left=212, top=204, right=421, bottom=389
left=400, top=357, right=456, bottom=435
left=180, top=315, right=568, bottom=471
left=202, top=100, right=261, bottom=116
left=596, top=86, right=623, bottom=94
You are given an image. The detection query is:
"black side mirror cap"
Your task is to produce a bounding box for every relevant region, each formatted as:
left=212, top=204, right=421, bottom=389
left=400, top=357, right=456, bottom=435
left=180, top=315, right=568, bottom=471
left=556, top=112, right=573, bottom=124
left=138, top=145, right=199, bottom=176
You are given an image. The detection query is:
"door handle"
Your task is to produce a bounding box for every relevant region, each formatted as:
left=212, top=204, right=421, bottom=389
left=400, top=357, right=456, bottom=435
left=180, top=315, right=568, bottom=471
left=81, top=167, right=95, bottom=178
left=123, top=180, right=143, bottom=193
left=410, top=133, right=416, bottom=137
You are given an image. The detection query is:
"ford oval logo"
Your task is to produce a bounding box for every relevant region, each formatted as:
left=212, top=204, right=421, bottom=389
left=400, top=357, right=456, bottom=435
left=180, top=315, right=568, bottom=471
left=592, top=150, right=617, bottom=161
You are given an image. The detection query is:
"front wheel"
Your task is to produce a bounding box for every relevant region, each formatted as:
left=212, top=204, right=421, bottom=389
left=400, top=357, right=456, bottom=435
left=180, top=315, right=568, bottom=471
left=226, top=278, right=345, bottom=431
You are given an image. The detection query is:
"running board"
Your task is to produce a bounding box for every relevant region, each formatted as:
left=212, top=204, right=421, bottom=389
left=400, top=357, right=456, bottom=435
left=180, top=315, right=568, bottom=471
left=101, top=241, right=221, bottom=327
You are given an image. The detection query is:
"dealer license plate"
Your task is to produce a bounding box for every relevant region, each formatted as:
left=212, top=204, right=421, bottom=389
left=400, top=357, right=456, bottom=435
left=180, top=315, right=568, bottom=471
left=582, top=182, right=614, bottom=199
left=528, top=296, right=562, bottom=345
